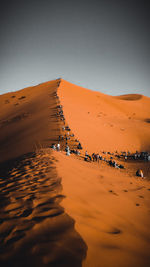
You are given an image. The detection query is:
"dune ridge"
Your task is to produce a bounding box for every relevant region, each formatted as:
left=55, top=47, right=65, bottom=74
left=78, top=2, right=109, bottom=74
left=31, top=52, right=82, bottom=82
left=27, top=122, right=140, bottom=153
left=0, top=79, right=87, bottom=266
left=0, top=78, right=150, bottom=267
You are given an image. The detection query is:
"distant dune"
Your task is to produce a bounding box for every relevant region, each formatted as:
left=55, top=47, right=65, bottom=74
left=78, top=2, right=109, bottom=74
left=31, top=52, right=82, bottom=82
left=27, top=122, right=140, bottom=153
left=0, top=79, right=150, bottom=267
left=115, top=94, right=143, bottom=101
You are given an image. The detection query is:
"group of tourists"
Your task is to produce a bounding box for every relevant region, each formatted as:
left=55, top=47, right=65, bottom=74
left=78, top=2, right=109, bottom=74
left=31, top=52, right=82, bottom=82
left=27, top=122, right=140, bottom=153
left=51, top=143, right=60, bottom=151
left=131, top=151, right=150, bottom=161
left=52, top=87, right=148, bottom=179
left=57, top=105, right=65, bottom=122
left=115, top=151, right=150, bottom=162
left=52, top=90, right=82, bottom=155
left=84, top=151, right=125, bottom=169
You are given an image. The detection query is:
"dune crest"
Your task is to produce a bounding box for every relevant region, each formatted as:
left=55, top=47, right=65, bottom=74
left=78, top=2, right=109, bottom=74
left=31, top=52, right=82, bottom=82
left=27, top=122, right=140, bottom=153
left=0, top=78, right=150, bottom=267
left=0, top=79, right=88, bottom=266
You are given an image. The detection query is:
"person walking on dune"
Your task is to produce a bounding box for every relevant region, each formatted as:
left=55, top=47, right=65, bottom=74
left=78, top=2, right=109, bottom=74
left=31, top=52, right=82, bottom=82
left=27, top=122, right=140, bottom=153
left=85, top=151, right=88, bottom=157
left=57, top=143, right=60, bottom=151
left=136, top=169, right=144, bottom=178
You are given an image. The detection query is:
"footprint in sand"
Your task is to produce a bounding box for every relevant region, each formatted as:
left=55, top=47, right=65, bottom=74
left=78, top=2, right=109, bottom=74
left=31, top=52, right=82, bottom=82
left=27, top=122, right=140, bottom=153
left=101, top=243, right=120, bottom=250
left=18, top=96, right=26, bottom=100
left=6, top=232, right=26, bottom=246
left=20, top=208, right=33, bottom=218
left=107, top=228, right=122, bottom=235
left=108, top=190, right=118, bottom=196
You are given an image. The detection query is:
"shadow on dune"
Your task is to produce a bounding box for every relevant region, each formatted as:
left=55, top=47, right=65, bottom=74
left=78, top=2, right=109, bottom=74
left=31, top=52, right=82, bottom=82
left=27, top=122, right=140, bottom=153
left=145, top=118, right=150, bottom=124
left=0, top=150, right=87, bottom=267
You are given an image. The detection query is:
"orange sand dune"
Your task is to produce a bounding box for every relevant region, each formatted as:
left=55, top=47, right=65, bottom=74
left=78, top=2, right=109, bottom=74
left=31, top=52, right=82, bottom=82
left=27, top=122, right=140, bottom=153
left=58, top=79, right=150, bottom=153
left=55, top=151, right=150, bottom=267
left=56, top=79, right=150, bottom=267
left=0, top=78, right=150, bottom=267
left=0, top=80, right=60, bottom=162
left=0, top=79, right=87, bottom=266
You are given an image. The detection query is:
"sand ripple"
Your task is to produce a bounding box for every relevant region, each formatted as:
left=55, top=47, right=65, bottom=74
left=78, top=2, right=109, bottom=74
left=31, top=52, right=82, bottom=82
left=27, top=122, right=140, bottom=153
left=0, top=149, right=87, bottom=266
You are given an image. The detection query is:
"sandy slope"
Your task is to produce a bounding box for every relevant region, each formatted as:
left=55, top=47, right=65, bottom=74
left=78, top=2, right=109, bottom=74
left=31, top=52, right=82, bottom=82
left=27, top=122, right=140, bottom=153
left=55, top=79, right=150, bottom=267
left=55, top=152, right=150, bottom=267
left=58, top=79, right=150, bottom=153
left=0, top=78, right=150, bottom=267
left=0, top=80, right=87, bottom=266
left=0, top=149, right=87, bottom=266
left=0, top=80, right=60, bottom=163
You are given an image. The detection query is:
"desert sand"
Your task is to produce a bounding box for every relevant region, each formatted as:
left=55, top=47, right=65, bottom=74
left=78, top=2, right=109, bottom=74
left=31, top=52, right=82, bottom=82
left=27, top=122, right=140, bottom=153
left=58, top=79, right=150, bottom=153
left=0, top=78, right=150, bottom=267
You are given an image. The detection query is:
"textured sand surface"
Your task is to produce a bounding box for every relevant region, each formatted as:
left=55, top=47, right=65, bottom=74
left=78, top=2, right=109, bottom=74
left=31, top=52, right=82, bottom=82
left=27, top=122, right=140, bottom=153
left=0, top=79, right=150, bottom=267
left=0, top=80, right=87, bottom=266
left=0, top=80, right=60, bottom=162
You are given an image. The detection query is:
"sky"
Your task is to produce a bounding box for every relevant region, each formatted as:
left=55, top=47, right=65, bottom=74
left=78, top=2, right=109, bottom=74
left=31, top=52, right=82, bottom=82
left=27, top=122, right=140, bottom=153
left=0, top=0, right=150, bottom=96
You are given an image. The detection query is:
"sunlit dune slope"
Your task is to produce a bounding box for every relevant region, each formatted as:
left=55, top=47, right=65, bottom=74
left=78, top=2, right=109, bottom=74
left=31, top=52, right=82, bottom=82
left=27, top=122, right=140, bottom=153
left=0, top=80, right=60, bottom=162
left=58, top=79, right=150, bottom=153
left=0, top=78, right=150, bottom=267
left=1, top=78, right=149, bottom=163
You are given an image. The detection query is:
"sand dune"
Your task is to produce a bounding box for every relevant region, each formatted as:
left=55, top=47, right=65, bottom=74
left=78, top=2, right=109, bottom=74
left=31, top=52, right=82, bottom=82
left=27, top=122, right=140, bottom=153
left=0, top=78, right=150, bottom=267
left=56, top=79, right=150, bottom=267
left=58, top=79, right=150, bottom=152
left=0, top=80, right=60, bottom=162
left=0, top=79, right=87, bottom=266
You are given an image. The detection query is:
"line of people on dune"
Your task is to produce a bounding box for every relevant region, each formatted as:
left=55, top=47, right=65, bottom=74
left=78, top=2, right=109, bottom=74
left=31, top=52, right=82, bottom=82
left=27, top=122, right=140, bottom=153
left=51, top=142, right=82, bottom=155
left=54, top=89, right=146, bottom=178
left=51, top=142, right=124, bottom=169
left=51, top=144, right=145, bottom=178
left=84, top=152, right=145, bottom=177
left=116, top=151, right=150, bottom=162
left=84, top=151, right=125, bottom=169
